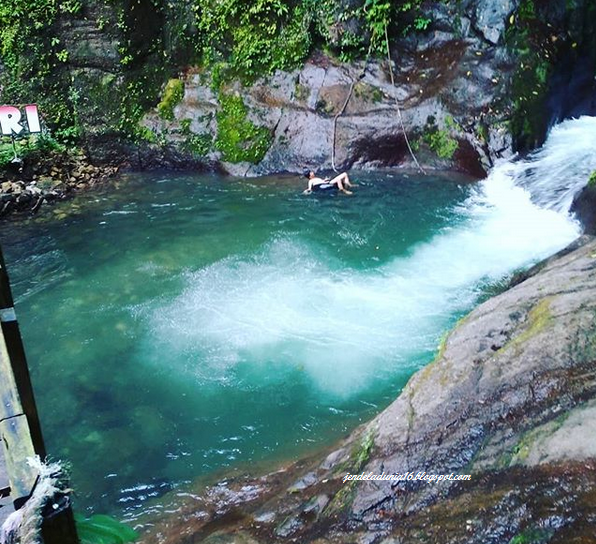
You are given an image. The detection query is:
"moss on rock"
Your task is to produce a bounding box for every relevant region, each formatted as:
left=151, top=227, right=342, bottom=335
left=157, top=79, right=185, bottom=121
left=215, top=93, right=272, bottom=164
left=506, top=298, right=553, bottom=353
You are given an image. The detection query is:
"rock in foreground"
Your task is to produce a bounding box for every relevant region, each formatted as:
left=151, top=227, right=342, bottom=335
left=140, top=236, right=596, bottom=544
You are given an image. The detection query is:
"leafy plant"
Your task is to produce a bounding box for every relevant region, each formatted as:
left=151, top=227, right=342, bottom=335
left=56, top=49, right=69, bottom=62
left=588, top=171, right=596, bottom=188
left=505, top=0, right=563, bottom=149
left=0, top=134, right=66, bottom=169
left=509, top=527, right=554, bottom=544
left=423, top=117, right=459, bottom=159
left=194, top=0, right=313, bottom=82
left=60, top=0, right=82, bottom=15
left=186, top=133, right=213, bottom=156
left=75, top=514, right=138, bottom=544
left=363, top=0, right=391, bottom=53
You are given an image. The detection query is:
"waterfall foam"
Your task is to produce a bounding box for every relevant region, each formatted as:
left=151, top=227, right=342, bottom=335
left=511, top=115, right=596, bottom=212
left=142, top=117, right=592, bottom=396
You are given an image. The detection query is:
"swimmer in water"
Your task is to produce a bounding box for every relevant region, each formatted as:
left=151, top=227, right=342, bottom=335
left=302, top=169, right=354, bottom=195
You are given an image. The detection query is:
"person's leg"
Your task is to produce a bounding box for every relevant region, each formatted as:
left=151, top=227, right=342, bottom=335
left=341, top=172, right=353, bottom=188
left=330, top=172, right=353, bottom=192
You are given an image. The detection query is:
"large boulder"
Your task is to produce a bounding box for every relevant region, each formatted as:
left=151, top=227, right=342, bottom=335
left=139, top=236, right=596, bottom=543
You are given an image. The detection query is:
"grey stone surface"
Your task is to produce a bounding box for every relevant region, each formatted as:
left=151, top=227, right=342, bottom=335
left=473, top=0, right=519, bottom=44
left=147, top=45, right=499, bottom=179
left=517, top=399, right=596, bottom=466
left=0, top=451, right=8, bottom=495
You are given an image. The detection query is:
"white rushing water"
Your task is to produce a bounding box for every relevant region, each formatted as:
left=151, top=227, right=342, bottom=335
left=142, top=116, right=595, bottom=396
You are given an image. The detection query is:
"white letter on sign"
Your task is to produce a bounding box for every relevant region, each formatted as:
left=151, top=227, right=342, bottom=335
left=0, top=106, right=24, bottom=135
left=25, top=105, right=41, bottom=133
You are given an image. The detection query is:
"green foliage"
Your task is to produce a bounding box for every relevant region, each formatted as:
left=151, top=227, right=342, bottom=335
left=0, top=0, right=435, bottom=152
left=0, top=134, right=65, bottom=169
left=423, top=118, right=459, bottom=160
left=427, top=130, right=458, bottom=159
left=588, top=171, right=596, bottom=188
left=75, top=514, right=138, bottom=544
left=0, top=0, right=170, bottom=146
left=117, top=65, right=167, bottom=139
left=186, top=133, right=213, bottom=156
left=193, top=0, right=430, bottom=81
left=0, top=141, right=19, bottom=169
left=157, top=79, right=185, bottom=120
left=0, top=0, right=82, bottom=139
left=60, top=0, right=82, bottom=15
left=517, top=0, right=536, bottom=21
left=194, top=0, right=312, bottom=81
left=413, top=15, right=431, bottom=31
left=509, top=527, right=554, bottom=544
left=505, top=0, right=565, bottom=149
left=363, top=0, right=392, bottom=53
left=311, top=0, right=428, bottom=60
left=56, top=49, right=69, bottom=62
left=181, top=117, right=213, bottom=155
left=215, top=93, right=272, bottom=163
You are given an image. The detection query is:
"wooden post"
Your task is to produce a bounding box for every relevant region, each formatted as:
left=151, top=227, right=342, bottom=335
left=0, top=245, right=79, bottom=543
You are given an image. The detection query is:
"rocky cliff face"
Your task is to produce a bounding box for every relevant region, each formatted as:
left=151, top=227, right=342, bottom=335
left=139, top=235, right=596, bottom=543
left=21, top=0, right=594, bottom=177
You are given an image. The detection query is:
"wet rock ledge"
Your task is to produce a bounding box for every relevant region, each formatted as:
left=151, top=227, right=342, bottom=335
left=0, top=151, right=118, bottom=218
left=140, top=235, right=596, bottom=544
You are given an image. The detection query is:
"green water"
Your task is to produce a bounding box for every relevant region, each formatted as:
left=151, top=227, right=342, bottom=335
left=1, top=171, right=476, bottom=517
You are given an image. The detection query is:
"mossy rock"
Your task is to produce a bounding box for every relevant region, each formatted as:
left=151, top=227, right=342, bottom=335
left=324, top=431, right=375, bottom=517
left=158, top=79, right=185, bottom=121
left=215, top=93, right=272, bottom=164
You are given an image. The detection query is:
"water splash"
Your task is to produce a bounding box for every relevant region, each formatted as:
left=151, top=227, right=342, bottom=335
left=140, top=118, right=591, bottom=396
left=512, top=115, right=596, bottom=212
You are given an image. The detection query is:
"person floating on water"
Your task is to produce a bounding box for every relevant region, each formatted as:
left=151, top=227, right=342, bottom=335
left=302, top=169, right=354, bottom=195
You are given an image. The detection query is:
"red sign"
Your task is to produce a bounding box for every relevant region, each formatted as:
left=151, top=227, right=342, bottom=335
left=0, top=105, right=41, bottom=136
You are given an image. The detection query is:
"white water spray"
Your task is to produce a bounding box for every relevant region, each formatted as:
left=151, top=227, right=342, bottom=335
left=514, top=115, right=596, bottom=212
left=141, top=117, right=594, bottom=395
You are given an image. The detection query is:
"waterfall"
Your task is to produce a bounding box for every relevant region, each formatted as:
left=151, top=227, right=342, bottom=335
left=508, top=115, right=596, bottom=212
left=142, top=117, right=593, bottom=396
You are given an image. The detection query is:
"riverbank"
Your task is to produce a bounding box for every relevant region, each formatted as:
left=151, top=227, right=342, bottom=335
left=2, top=0, right=594, bottom=218
left=0, top=148, right=118, bottom=218
left=138, top=233, right=596, bottom=544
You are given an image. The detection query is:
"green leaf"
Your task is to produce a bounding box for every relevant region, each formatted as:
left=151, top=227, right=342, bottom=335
left=75, top=514, right=138, bottom=544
